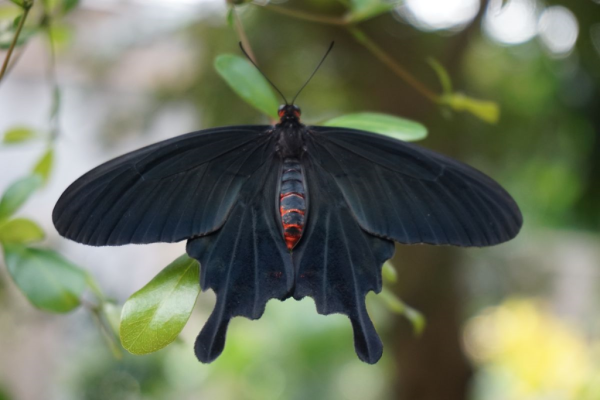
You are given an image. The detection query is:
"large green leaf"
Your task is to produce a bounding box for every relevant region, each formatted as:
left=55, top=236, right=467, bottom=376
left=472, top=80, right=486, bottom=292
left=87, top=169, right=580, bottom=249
left=0, top=218, right=44, bottom=244
left=323, top=112, right=428, bottom=142
left=215, top=54, right=280, bottom=119
left=2, top=244, right=87, bottom=313
left=120, top=254, right=200, bottom=355
left=0, top=175, right=42, bottom=221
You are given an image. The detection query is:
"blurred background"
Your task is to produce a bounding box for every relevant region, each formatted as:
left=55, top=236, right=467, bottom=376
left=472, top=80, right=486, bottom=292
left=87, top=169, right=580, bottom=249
left=1, top=0, right=600, bottom=399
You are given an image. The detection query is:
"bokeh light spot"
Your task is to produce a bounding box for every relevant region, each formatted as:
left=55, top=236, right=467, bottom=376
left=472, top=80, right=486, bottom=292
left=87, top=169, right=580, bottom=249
left=398, top=0, right=480, bottom=32
left=538, top=6, right=579, bottom=57
left=483, top=0, right=538, bottom=45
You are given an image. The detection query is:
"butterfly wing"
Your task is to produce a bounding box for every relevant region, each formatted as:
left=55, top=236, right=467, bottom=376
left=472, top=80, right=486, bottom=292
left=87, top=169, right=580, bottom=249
left=53, top=126, right=273, bottom=246
left=292, top=155, right=395, bottom=364
left=187, top=156, right=293, bottom=363
left=305, top=126, right=523, bottom=247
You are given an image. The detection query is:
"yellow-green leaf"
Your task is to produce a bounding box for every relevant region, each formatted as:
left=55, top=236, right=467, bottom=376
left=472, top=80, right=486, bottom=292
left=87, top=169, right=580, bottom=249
left=0, top=175, right=42, bottom=221
left=215, top=54, right=280, bottom=119
left=323, top=112, right=428, bottom=141
left=2, top=126, right=36, bottom=144
left=120, top=254, right=200, bottom=355
left=32, top=148, right=54, bottom=184
left=349, top=0, right=397, bottom=22
left=0, top=218, right=44, bottom=244
left=379, top=288, right=426, bottom=336
left=3, top=244, right=87, bottom=313
left=441, top=93, right=500, bottom=124
left=382, top=261, right=397, bottom=283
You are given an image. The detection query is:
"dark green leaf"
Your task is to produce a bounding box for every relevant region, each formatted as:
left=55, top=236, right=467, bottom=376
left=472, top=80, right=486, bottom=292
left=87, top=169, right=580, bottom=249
left=215, top=54, right=279, bottom=119
left=62, top=0, right=79, bottom=14
left=3, top=126, right=36, bottom=144
left=32, top=149, right=54, bottom=184
left=379, top=288, right=426, bottom=336
left=0, top=218, right=44, bottom=244
left=0, top=175, right=42, bottom=221
left=323, top=112, right=428, bottom=141
left=3, top=244, right=87, bottom=313
left=120, top=254, right=200, bottom=355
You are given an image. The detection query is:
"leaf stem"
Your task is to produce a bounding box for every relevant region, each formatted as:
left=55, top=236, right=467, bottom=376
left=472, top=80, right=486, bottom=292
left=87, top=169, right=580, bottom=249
left=0, top=1, right=33, bottom=84
left=232, top=7, right=257, bottom=64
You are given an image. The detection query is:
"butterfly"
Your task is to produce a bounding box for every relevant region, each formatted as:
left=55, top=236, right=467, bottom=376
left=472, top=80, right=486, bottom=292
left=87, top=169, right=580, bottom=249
left=52, top=43, right=522, bottom=364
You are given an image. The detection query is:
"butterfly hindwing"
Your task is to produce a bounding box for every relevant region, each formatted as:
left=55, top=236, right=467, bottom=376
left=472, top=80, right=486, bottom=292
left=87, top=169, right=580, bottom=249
left=306, top=127, right=522, bottom=247
left=293, top=155, right=395, bottom=364
left=53, top=126, right=272, bottom=246
left=186, top=156, right=293, bottom=363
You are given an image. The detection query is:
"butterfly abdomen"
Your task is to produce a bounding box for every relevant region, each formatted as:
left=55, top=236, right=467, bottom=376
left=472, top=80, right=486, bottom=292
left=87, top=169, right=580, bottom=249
left=279, top=158, right=306, bottom=250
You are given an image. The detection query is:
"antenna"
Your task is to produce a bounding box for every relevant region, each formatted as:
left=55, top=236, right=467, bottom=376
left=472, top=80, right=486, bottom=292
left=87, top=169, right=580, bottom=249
left=239, top=42, right=289, bottom=105
left=291, top=41, right=334, bottom=105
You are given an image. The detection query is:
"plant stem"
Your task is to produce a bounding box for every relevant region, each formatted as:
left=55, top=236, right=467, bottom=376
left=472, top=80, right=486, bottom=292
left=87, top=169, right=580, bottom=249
left=348, top=27, right=439, bottom=103
left=258, top=3, right=348, bottom=26
left=254, top=2, right=439, bottom=104
left=0, top=2, right=32, bottom=83
left=232, top=7, right=257, bottom=64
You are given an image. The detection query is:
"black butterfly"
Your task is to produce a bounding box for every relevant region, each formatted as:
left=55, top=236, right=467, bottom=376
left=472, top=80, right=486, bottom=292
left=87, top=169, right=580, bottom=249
left=52, top=44, right=522, bottom=365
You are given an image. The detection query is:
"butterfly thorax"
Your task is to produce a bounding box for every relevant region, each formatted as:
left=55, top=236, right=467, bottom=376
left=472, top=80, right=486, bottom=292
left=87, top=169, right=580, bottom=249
left=275, top=104, right=306, bottom=158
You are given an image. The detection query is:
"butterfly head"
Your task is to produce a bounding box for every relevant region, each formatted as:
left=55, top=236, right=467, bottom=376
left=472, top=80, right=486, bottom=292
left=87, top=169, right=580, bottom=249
left=278, top=104, right=301, bottom=123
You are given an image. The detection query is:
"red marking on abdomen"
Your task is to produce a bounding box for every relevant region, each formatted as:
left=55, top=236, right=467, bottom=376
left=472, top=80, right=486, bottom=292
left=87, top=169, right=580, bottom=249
left=280, top=159, right=306, bottom=250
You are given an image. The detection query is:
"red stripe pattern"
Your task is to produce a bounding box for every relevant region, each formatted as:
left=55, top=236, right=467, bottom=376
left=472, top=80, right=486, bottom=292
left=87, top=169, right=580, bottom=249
left=279, top=158, right=306, bottom=250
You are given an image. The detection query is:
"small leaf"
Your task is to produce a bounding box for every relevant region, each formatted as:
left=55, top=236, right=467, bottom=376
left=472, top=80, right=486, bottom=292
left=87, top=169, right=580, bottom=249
left=62, top=0, right=79, bottom=14
left=323, top=112, right=428, bottom=142
left=0, top=26, right=37, bottom=49
left=48, top=23, right=73, bottom=51
left=215, top=54, right=279, bottom=119
left=32, top=148, right=54, bottom=184
left=226, top=7, right=234, bottom=28
left=382, top=261, right=397, bottom=283
left=2, top=244, right=87, bottom=313
left=0, top=175, right=42, bottom=221
left=427, top=57, right=452, bottom=94
left=120, top=254, right=200, bottom=355
left=440, top=93, right=500, bottom=124
left=8, top=0, right=24, bottom=8
left=0, top=218, right=44, bottom=244
left=3, top=126, right=36, bottom=144
left=379, top=288, right=426, bottom=336
left=348, top=0, right=397, bottom=22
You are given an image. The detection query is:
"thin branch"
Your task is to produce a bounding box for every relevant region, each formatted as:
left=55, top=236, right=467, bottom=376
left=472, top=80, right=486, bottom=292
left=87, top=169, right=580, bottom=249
left=257, top=3, right=348, bottom=26
left=253, top=2, right=440, bottom=104
left=348, top=28, right=439, bottom=103
left=0, top=2, right=33, bottom=83
left=232, top=7, right=257, bottom=64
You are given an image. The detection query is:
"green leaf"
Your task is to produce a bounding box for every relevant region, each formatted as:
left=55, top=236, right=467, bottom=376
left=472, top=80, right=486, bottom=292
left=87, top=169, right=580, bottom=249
left=62, top=0, right=79, bottom=14
left=215, top=54, right=280, bottom=119
left=0, top=218, right=44, bottom=244
left=0, top=26, right=37, bottom=49
left=379, top=288, right=426, bottom=336
left=440, top=93, right=500, bottom=124
left=382, top=261, right=397, bottom=283
left=2, top=244, right=87, bottom=313
left=427, top=57, right=452, bottom=94
left=120, top=254, right=200, bottom=355
left=348, top=0, right=397, bottom=22
left=32, top=149, right=54, bottom=184
left=323, top=112, right=428, bottom=142
left=8, top=0, right=24, bottom=8
left=3, top=126, right=36, bottom=144
left=0, top=175, right=42, bottom=221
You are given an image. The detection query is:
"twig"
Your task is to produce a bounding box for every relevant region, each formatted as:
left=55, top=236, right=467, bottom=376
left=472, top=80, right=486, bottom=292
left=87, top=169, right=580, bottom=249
left=253, top=2, right=440, bottom=104
left=0, top=1, right=33, bottom=83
